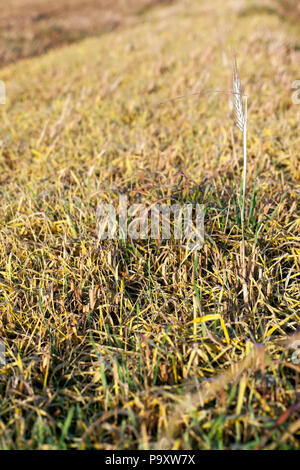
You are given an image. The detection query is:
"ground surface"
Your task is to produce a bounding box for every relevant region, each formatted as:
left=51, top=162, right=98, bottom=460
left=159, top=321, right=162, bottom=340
left=0, top=0, right=173, bottom=67
left=0, top=0, right=299, bottom=450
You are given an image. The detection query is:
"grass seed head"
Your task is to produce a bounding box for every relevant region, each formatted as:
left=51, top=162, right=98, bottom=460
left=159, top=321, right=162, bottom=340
left=232, top=56, right=245, bottom=131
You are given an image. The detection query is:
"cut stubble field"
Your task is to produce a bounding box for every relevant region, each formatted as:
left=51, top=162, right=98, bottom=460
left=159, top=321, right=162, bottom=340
left=0, top=0, right=300, bottom=450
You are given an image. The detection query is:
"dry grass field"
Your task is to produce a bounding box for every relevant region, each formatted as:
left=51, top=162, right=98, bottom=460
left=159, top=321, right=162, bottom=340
left=0, top=0, right=299, bottom=449
left=0, top=0, right=173, bottom=67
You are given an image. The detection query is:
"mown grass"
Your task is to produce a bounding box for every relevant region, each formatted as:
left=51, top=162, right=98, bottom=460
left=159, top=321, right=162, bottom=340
left=0, top=0, right=299, bottom=450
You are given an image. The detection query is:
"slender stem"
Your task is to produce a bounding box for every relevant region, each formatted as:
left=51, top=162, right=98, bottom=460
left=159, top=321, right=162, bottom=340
left=241, top=96, right=248, bottom=306
left=158, top=89, right=247, bottom=106
left=242, top=96, right=247, bottom=228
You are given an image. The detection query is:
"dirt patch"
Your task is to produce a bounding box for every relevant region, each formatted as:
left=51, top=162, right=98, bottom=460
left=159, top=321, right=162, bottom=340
left=0, top=0, right=174, bottom=67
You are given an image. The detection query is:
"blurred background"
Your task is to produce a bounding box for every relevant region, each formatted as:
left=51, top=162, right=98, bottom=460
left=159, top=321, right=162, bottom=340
left=1, top=0, right=299, bottom=69
left=0, top=0, right=174, bottom=67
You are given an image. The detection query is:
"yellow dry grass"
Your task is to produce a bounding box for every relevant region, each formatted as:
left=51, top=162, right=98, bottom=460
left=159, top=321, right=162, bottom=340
left=0, top=0, right=299, bottom=449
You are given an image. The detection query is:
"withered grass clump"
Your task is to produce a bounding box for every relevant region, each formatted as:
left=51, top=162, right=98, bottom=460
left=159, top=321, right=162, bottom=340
left=0, top=0, right=299, bottom=450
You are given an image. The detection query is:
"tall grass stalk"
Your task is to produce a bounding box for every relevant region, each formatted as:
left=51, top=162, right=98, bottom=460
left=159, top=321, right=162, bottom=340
left=160, top=57, right=249, bottom=303
left=160, top=59, right=248, bottom=229
left=232, top=56, right=247, bottom=229
left=232, top=56, right=248, bottom=305
left=242, top=96, right=247, bottom=225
